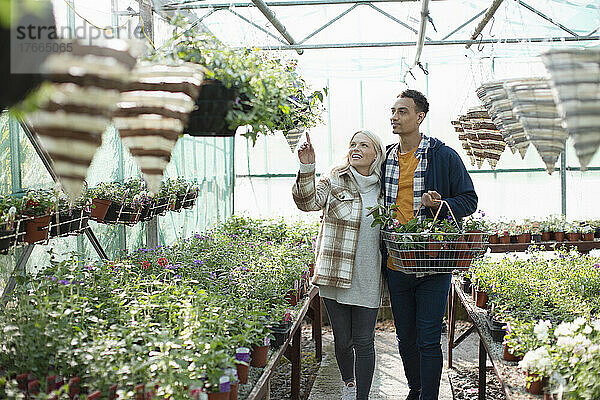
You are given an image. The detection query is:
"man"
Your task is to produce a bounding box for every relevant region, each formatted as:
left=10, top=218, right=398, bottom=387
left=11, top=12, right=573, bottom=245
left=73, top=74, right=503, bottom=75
left=381, top=89, right=477, bottom=400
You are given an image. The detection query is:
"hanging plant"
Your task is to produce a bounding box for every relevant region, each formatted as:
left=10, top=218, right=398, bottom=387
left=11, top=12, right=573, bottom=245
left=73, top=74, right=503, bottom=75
left=541, top=48, right=600, bottom=171
left=504, top=77, right=568, bottom=174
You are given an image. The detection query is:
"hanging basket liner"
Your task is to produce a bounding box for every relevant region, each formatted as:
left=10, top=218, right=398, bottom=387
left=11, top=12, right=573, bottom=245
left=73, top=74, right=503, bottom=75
left=477, top=80, right=530, bottom=158
left=184, top=79, right=239, bottom=137
left=25, top=40, right=138, bottom=200
left=476, top=82, right=515, bottom=154
left=460, top=117, right=485, bottom=169
left=283, top=128, right=305, bottom=152
left=465, top=107, right=506, bottom=169
left=452, top=118, right=476, bottom=167
left=541, top=48, right=600, bottom=170
left=113, top=62, right=206, bottom=194
left=504, top=77, right=568, bottom=174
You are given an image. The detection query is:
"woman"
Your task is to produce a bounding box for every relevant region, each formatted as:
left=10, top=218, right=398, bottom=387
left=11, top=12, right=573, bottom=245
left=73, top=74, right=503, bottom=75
left=292, top=130, right=384, bottom=400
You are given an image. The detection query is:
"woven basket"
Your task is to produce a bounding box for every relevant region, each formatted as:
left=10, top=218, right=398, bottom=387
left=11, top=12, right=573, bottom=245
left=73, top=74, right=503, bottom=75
left=459, top=107, right=505, bottom=169
left=477, top=80, right=530, bottom=159
left=114, top=62, right=205, bottom=194
left=504, top=78, right=568, bottom=174
left=451, top=118, right=476, bottom=167
left=541, top=49, right=600, bottom=170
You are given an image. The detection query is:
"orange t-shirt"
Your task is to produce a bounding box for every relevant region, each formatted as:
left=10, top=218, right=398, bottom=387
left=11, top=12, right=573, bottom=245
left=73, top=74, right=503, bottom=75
left=387, top=145, right=419, bottom=271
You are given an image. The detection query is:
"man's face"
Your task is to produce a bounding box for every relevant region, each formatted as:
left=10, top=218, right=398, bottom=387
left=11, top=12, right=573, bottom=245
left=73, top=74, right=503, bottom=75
left=390, top=97, right=425, bottom=136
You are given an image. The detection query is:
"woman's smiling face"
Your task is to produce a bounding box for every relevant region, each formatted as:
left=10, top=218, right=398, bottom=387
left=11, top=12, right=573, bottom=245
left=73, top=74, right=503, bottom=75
left=348, top=132, right=377, bottom=174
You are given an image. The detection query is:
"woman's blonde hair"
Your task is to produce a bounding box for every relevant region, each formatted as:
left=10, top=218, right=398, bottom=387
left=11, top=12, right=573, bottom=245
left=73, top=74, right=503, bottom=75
left=332, top=130, right=385, bottom=180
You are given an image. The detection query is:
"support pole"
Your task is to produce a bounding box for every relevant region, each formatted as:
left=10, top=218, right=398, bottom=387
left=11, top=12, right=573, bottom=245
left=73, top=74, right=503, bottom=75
left=1, top=244, right=35, bottom=305
left=412, top=0, right=430, bottom=67
left=478, top=338, right=486, bottom=400
left=250, top=0, right=304, bottom=54
left=465, top=0, right=504, bottom=49
left=560, top=147, right=567, bottom=216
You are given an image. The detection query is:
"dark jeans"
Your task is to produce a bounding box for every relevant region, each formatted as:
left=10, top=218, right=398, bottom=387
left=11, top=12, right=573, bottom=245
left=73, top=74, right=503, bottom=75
left=323, top=298, right=379, bottom=400
left=386, top=270, right=451, bottom=400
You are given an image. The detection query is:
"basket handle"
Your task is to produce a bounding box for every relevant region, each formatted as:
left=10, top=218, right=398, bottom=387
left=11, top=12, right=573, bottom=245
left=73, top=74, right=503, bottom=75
left=415, top=198, right=461, bottom=231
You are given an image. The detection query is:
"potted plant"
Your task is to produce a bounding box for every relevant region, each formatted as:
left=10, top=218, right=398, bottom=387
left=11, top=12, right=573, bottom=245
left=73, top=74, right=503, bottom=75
left=580, top=224, right=595, bottom=241
left=565, top=223, right=581, bottom=242
left=19, top=189, right=55, bottom=243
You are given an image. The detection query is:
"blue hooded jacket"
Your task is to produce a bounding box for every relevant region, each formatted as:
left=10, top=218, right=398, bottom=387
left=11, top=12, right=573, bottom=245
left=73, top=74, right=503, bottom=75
left=382, top=136, right=478, bottom=221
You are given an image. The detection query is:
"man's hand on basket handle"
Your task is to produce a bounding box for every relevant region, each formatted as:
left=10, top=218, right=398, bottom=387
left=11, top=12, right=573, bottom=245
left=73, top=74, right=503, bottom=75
left=297, top=132, right=315, bottom=164
left=422, top=191, right=441, bottom=209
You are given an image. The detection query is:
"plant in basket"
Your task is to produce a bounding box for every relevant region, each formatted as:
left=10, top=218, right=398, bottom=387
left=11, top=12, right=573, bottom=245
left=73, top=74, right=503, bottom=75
left=18, top=189, right=55, bottom=243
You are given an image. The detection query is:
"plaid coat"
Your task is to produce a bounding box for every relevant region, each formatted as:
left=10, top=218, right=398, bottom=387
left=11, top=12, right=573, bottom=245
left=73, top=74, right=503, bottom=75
left=292, top=165, right=363, bottom=288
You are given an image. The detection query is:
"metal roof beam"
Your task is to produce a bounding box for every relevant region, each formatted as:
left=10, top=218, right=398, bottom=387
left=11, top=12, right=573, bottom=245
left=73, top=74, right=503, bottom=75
left=516, top=0, right=578, bottom=37
left=243, top=35, right=599, bottom=50
left=298, top=3, right=360, bottom=44
left=367, top=3, right=431, bottom=40
left=227, top=8, right=290, bottom=44
left=441, top=8, right=486, bottom=40
left=163, top=0, right=437, bottom=10
left=250, top=0, right=304, bottom=54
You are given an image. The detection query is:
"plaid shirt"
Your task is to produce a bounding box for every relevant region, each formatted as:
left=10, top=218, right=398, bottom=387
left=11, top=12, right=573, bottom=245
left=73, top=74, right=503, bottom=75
left=292, top=165, right=363, bottom=288
left=382, top=135, right=440, bottom=277
left=383, top=135, right=430, bottom=219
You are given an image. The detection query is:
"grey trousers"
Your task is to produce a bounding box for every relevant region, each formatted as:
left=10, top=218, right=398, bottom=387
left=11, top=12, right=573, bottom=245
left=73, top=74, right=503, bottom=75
left=323, top=298, right=379, bottom=400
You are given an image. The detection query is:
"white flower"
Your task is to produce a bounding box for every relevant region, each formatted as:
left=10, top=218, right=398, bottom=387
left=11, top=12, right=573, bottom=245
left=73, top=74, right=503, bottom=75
left=582, top=325, right=593, bottom=335
left=572, top=316, right=587, bottom=328
left=534, top=319, right=552, bottom=342
left=591, top=319, right=600, bottom=332
left=555, top=321, right=575, bottom=338
left=557, top=336, right=575, bottom=349
left=519, top=347, right=552, bottom=374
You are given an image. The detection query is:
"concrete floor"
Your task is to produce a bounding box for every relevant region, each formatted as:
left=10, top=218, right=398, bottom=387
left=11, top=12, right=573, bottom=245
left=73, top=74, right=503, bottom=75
left=308, top=330, right=453, bottom=400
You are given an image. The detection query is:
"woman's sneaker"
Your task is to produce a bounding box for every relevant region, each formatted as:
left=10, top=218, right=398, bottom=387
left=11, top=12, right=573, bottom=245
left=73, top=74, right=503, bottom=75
left=342, top=381, right=356, bottom=400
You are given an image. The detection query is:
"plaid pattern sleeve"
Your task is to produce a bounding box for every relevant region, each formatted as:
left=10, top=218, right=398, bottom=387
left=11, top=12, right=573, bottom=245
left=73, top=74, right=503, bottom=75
left=383, top=143, right=400, bottom=207
left=292, top=167, right=331, bottom=212
left=292, top=168, right=361, bottom=288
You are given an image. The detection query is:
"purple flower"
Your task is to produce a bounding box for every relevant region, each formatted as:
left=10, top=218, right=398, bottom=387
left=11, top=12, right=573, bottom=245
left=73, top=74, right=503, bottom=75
left=194, top=260, right=204, bottom=266
left=594, top=263, right=600, bottom=269
left=209, top=272, right=217, bottom=280
left=58, top=279, right=70, bottom=285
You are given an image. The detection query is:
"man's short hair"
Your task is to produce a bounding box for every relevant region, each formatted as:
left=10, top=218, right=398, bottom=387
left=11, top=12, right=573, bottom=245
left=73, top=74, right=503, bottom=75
left=398, top=89, right=429, bottom=116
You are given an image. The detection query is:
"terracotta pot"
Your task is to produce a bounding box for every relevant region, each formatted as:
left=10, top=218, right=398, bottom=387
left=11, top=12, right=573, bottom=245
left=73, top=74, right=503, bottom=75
left=88, top=391, right=102, bottom=400
left=554, top=231, right=565, bottom=242
left=582, top=232, right=594, bottom=241
left=250, top=345, right=270, bottom=367
left=236, top=363, right=249, bottom=384
left=208, top=392, right=229, bottom=400
left=285, top=290, right=298, bottom=306
left=475, top=289, right=488, bottom=309
left=541, top=231, right=552, bottom=241
left=525, top=371, right=547, bottom=395
left=503, top=344, right=522, bottom=362
left=488, top=233, right=499, bottom=244
left=566, top=232, right=581, bottom=241
left=24, top=215, right=51, bottom=243
left=499, top=234, right=510, bottom=244
left=517, top=233, right=531, bottom=243
left=455, top=239, right=472, bottom=269
left=28, top=379, right=40, bottom=395
left=109, top=384, right=118, bottom=400
left=68, top=377, right=80, bottom=398
left=229, top=383, right=238, bottom=400
left=400, top=250, right=416, bottom=267
left=427, top=239, right=443, bottom=258
left=90, top=198, right=112, bottom=220
left=472, top=285, right=477, bottom=301
left=308, top=263, right=314, bottom=277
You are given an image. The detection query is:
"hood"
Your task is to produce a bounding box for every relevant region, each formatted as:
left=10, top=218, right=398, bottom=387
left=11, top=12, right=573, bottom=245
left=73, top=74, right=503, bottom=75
left=427, top=136, right=445, bottom=153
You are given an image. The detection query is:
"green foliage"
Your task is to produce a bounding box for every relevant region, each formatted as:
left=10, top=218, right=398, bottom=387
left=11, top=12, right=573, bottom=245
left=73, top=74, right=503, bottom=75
left=0, top=217, right=318, bottom=396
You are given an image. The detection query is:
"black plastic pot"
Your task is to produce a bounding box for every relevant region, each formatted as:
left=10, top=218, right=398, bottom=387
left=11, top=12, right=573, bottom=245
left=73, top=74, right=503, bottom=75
left=0, top=228, right=16, bottom=254
left=50, top=211, right=74, bottom=237
left=103, top=202, right=122, bottom=223
left=139, top=205, right=152, bottom=221
left=153, top=200, right=169, bottom=216
left=0, top=1, right=54, bottom=110
left=532, top=233, right=542, bottom=243
left=462, top=276, right=472, bottom=294
left=185, top=79, right=238, bottom=137
left=487, top=316, right=506, bottom=342
left=270, top=320, right=292, bottom=348
left=70, top=208, right=89, bottom=232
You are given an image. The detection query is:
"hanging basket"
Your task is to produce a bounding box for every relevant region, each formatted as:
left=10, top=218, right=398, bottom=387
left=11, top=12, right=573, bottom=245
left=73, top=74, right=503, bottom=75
left=478, top=80, right=530, bottom=159
left=185, top=79, right=238, bottom=137
left=460, top=111, right=485, bottom=169
left=25, top=40, right=138, bottom=201
left=541, top=49, right=600, bottom=170
left=452, top=117, right=476, bottom=167
left=504, top=78, right=568, bottom=174
left=114, top=62, right=206, bottom=194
